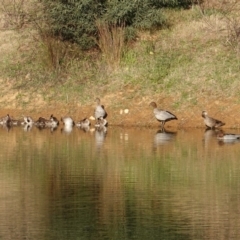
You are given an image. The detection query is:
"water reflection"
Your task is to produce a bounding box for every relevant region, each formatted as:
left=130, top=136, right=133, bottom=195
left=0, top=127, right=240, bottom=239
left=23, top=123, right=33, bottom=132
left=36, top=126, right=58, bottom=134
left=0, top=124, right=11, bottom=132
left=202, top=128, right=219, bottom=147
left=77, top=125, right=90, bottom=132
left=95, top=127, right=107, bottom=149
left=218, top=138, right=240, bottom=145
left=61, top=125, right=73, bottom=134
left=154, top=129, right=177, bottom=146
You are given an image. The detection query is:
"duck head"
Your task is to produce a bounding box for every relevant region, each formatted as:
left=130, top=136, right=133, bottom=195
left=202, top=111, right=208, bottom=118
left=95, top=98, right=101, bottom=105
left=149, top=102, right=157, bottom=108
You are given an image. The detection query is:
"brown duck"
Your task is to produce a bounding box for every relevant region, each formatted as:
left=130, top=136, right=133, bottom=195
left=149, top=102, right=177, bottom=129
left=202, top=111, right=225, bottom=129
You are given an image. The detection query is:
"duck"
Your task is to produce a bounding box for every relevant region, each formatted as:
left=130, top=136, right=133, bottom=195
left=0, top=114, right=11, bottom=126
left=217, top=132, right=240, bottom=140
left=48, top=114, right=59, bottom=128
left=35, top=114, right=59, bottom=128
left=76, top=118, right=91, bottom=128
left=35, top=116, right=48, bottom=127
left=7, top=115, right=21, bottom=126
left=95, top=116, right=108, bottom=128
left=61, top=116, right=75, bottom=127
left=149, top=102, right=177, bottom=129
left=202, top=111, right=225, bottom=129
left=22, top=116, right=34, bottom=125
left=95, top=97, right=107, bottom=120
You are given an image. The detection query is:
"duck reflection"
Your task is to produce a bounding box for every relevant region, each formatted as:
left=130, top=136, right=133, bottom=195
left=79, top=126, right=90, bottom=132
left=203, top=129, right=220, bottom=146
left=23, top=124, right=33, bottom=132
left=50, top=126, right=58, bottom=133
left=154, top=129, right=177, bottom=146
left=36, top=125, right=58, bottom=133
left=0, top=124, right=11, bottom=132
left=61, top=125, right=73, bottom=134
left=95, top=126, right=107, bottom=149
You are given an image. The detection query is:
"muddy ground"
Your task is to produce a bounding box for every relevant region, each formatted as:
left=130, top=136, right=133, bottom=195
left=1, top=95, right=240, bottom=130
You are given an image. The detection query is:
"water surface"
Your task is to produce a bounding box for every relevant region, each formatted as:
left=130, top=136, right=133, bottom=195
left=0, top=125, right=240, bottom=239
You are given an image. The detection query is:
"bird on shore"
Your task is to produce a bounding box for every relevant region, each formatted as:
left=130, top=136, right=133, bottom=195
left=95, top=98, right=107, bottom=120
left=48, top=114, right=59, bottom=128
left=8, top=116, right=21, bottom=126
left=202, top=111, right=225, bottom=129
left=76, top=118, right=91, bottom=128
left=149, top=102, right=177, bottom=130
left=22, top=116, right=34, bottom=125
left=35, top=114, right=59, bottom=128
left=0, top=114, right=11, bottom=126
left=95, top=116, right=108, bottom=128
left=35, top=116, right=48, bottom=127
left=61, top=116, right=75, bottom=127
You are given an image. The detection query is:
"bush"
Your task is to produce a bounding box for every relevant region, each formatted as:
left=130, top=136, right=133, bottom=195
left=41, top=0, right=105, bottom=50
left=42, top=0, right=193, bottom=50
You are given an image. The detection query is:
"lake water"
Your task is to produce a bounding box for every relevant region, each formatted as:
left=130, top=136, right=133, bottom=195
left=1, top=125, right=240, bottom=240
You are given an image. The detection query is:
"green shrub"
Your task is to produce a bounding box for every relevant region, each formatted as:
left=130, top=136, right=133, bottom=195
left=42, top=0, right=193, bottom=50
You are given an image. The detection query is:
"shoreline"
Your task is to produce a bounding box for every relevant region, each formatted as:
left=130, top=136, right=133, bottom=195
left=0, top=107, right=239, bottom=130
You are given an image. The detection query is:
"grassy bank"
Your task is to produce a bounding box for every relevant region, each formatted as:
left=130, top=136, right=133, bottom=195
left=0, top=1, right=240, bottom=127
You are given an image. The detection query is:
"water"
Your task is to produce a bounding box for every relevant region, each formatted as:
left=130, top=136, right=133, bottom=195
left=0, top=125, right=240, bottom=239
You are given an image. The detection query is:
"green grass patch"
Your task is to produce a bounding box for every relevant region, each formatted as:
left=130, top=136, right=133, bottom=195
left=0, top=5, right=240, bottom=109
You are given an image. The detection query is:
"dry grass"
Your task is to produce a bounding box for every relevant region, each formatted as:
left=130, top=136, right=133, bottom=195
left=0, top=1, right=240, bottom=114
left=96, top=21, right=125, bottom=71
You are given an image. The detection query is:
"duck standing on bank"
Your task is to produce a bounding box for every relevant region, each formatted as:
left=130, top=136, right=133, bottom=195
left=95, top=98, right=107, bottom=121
left=149, top=102, right=178, bottom=130
left=202, top=111, right=225, bottom=129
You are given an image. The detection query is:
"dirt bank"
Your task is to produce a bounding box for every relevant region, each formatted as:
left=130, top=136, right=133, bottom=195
left=1, top=96, right=240, bottom=129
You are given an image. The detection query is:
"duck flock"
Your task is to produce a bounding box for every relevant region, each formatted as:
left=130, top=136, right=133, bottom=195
left=149, top=101, right=240, bottom=141
left=0, top=98, right=240, bottom=141
left=0, top=97, right=108, bottom=132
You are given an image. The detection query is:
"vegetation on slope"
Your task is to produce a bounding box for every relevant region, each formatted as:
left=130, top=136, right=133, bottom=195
left=0, top=0, right=240, bottom=111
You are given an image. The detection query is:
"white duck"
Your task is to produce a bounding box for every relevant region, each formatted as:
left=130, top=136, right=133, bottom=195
left=61, top=116, right=75, bottom=127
